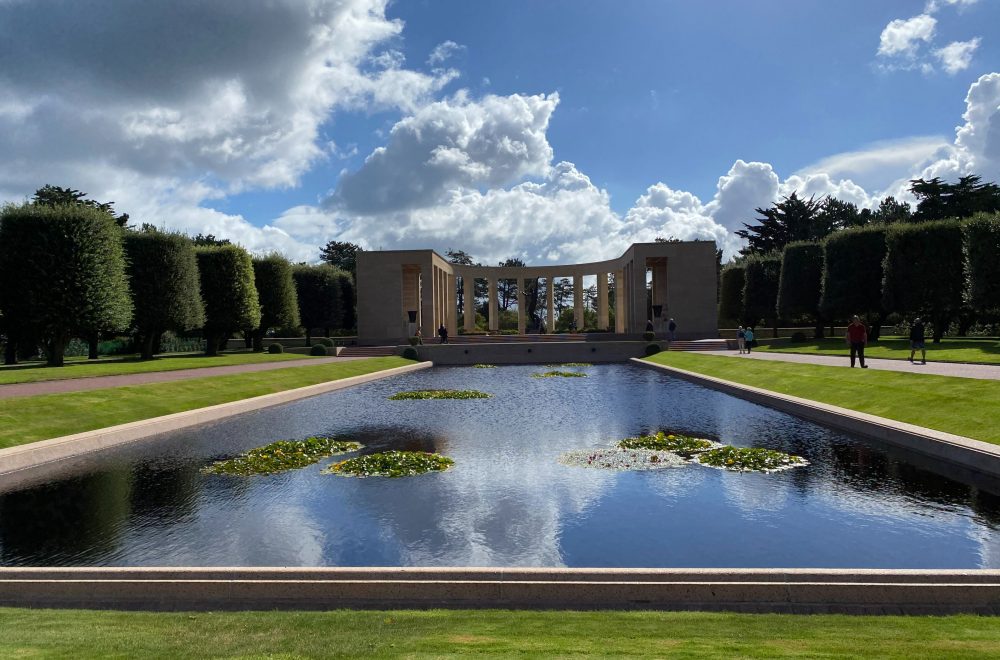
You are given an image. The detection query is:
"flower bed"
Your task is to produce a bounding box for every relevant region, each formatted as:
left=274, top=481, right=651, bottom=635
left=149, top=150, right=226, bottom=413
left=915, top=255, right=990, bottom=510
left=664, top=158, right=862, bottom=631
left=325, top=450, right=454, bottom=477
left=204, top=437, right=362, bottom=476
left=697, top=446, right=807, bottom=473
left=532, top=370, right=587, bottom=378
left=618, top=431, right=719, bottom=455
left=558, top=448, right=687, bottom=471
left=389, top=389, right=492, bottom=400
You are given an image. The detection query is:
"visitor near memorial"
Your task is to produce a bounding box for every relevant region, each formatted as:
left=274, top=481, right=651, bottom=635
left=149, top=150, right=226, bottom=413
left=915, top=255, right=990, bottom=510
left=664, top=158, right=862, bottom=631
left=743, top=327, right=754, bottom=353
left=737, top=326, right=746, bottom=354
left=847, top=315, right=868, bottom=368
left=909, top=318, right=926, bottom=365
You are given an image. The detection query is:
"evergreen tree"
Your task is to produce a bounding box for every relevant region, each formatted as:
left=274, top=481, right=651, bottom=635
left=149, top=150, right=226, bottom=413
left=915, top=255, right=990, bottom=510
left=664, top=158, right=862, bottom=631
left=736, top=193, right=830, bottom=255
left=196, top=245, right=261, bottom=356
left=251, top=254, right=300, bottom=352
left=319, top=240, right=363, bottom=276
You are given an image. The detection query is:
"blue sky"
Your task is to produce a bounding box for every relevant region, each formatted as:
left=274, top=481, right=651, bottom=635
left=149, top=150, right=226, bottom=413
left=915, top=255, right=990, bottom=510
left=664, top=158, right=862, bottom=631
left=1, top=0, right=998, bottom=262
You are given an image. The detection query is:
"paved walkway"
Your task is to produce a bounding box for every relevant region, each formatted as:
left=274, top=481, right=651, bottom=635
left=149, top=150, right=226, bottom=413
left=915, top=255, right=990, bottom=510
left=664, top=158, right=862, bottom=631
left=699, top=350, right=1000, bottom=381
left=0, top=356, right=369, bottom=400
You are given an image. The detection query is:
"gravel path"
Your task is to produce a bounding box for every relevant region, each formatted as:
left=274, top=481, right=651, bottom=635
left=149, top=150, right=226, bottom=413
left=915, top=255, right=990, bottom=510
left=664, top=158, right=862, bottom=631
left=696, top=350, right=1000, bottom=381
left=0, top=356, right=369, bottom=399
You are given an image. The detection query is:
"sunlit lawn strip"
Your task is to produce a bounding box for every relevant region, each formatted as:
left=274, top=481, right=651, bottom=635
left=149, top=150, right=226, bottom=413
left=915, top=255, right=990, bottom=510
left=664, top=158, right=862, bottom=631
left=2, top=608, right=1000, bottom=657
left=643, top=351, right=1000, bottom=444
left=0, top=351, right=322, bottom=386
left=0, top=356, right=410, bottom=449
left=759, top=336, right=1000, bottom=364
left=205, top=437, right=361, bottom=476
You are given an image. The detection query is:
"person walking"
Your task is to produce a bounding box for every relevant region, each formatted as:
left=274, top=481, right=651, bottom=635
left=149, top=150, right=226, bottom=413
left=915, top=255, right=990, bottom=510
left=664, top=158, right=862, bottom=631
left=846, top=315, right=868, bottom=368
left=737, top=326, right=746, bottom=354
left=909, top=317, right=926, bottom=364
left=744, top=326, right=755, bottom=353
left=414, top=328, right=423, bottom=345
left=668, top=318, right=677, bottom=341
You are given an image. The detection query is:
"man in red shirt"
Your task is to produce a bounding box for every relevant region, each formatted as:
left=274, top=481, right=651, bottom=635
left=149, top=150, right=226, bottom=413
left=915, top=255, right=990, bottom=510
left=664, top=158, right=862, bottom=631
left=846, top=315, right=868, bottom=368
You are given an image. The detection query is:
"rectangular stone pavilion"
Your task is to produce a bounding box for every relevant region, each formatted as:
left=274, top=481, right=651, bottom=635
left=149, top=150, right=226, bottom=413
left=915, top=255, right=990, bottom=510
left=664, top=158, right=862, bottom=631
left=356, top=241, right=717, bottom=345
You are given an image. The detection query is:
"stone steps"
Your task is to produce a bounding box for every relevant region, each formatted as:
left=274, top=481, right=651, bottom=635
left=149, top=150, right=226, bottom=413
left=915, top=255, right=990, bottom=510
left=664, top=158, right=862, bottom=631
left=337, top=346, right=398, bottom=358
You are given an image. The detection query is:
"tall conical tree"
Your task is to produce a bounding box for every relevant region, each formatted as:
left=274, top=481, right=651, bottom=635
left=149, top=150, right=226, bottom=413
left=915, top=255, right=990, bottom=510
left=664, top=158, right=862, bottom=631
left=251, top=254, right=300, bottom=352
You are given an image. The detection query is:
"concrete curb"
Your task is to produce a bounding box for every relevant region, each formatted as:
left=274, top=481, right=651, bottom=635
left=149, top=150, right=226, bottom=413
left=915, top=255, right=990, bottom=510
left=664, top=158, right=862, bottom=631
left=1, top=567, right=999, bottom=613
left=633, top=357, right=1000, bottom=477
left=0, top=361, right=431, bottom=477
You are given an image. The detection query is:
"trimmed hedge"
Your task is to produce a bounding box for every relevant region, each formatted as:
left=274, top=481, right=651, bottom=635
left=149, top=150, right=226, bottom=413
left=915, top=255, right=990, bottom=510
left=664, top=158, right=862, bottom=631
left=196, top=245, right=261, bottom=356
left=252, top=254, right=300, bottom=352
left=293, top=264, right=348, bottom=344
left=267, top=342, right=284, bottom=354
left=310, top=344, right=328, bottom=356
left=718, top=264, right=746, bottom=326
left=965, top=212, right=1000, bottom=313
left=777, top=241, right=823, bottom=321
left=742, top=254, right=781, bottom=329
left=820, top=226, right=887, bottom=322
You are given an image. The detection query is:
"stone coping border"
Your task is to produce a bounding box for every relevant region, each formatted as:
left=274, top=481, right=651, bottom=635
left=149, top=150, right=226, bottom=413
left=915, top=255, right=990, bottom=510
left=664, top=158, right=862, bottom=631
left=632, top=357, right=1000, bottom=478
left=1, top=567, right=999, bottom=613
left=0, top=361, right=432, bottom=477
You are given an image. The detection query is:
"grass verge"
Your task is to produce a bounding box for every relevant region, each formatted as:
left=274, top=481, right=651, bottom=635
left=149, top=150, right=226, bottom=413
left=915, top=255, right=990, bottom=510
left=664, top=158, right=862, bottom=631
left=760, top=336, right=1000, bottom=364
left=0, top=608, right=998, bottom=657
left=644, top=351, right=1000, bottom=444
left=0, top=351, right=323, bottom=386
left=0, top=357, right=409, bottom=449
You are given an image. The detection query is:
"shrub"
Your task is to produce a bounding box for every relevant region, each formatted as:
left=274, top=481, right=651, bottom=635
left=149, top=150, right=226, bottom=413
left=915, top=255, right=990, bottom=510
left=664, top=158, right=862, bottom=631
left=251, top=254, right=300, bottom=353
left=965, top=212, right=1000, bottom=313
left=267, top=342, right=284, bottom=354
left=318, top=337, right=335, bottom=347
left=642, top=331, right=655, bottom=341
left=402, top=347, right=419, bottom=360
left=821, top=226, right=887, bottom=321
left=310, top=344, right=328, bottom=356
left=196, top=245, right=261, bottom=356
left=790, top=331, right=807, bottom=343
left=644, top=343, right=661, bottom=356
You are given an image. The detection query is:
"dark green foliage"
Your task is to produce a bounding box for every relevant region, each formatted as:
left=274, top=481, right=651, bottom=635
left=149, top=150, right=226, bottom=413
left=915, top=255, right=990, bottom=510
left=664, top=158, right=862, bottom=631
left=251, top=255, right=300, bottom=352
left=741, top=254, right=782, bottom=329
left=872, top=196, right=912, bottom=224
left=718, top=264, right=746, bottom=325
left=736, top=193, right=831, bottom=255
left=124, top=231, right=204, bottom=359
left=0, top=203, right=132, bottom=366
left=319, top=240, right=362, bottom=276
left=402, top=347, right=418, bottom=360
left=777, top=241, right=824, bottom=336
left=32, top=184, right=129, bottom=227
left=790, top=331, right=807, bottom=343
left=644, top=343, right=661, bottom=356
left=292, top=264, right=349, bottom=343
left=339, top=275, right=356, bottom=331
left=820, top=226, right=888, bottom=323
left=965, top=213, right=1000, bottom=313
left=191, top=233, right=231, bottom=247
left=195, top=245, right=261, bottom=356
left=883, top=220, right=965, bottom=342
left=318, top=337, right=335, bottom=347
left=267, top=342, right=284, bottom=354
left=642, top=331, right=655, bottom=341
left=310, top=344, right=328, bottom=356
left=910, top=175, right=1000, bottom=222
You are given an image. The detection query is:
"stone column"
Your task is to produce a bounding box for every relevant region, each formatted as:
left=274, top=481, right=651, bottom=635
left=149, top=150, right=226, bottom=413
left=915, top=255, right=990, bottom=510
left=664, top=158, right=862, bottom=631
left=614, top=269, right=625, bottom=333
left=463, top=274, right=476, bottom=332
left=446, top=272, right=457, bottom=337
left=597, top=272, right=609, bottom=331
left=516, top=278, right=526, bottom=334
left=573, top=275, right=584, bottom=332
left=488, top=276, right=499, bottom=332
left=420, top=265, right=434, bottom=341
left=546, top=276, right=555, bottom=333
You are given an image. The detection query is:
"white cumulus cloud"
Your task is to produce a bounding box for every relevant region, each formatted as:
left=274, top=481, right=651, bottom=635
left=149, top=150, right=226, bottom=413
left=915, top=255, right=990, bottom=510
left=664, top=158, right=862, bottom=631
left=878, top=14, right=937, bottom=57
left=935, top=38, right=981, bottom=74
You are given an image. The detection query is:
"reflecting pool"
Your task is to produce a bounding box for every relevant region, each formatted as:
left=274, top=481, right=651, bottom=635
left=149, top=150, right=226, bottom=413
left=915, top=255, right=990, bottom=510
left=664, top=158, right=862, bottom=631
left=3, top=363, right=1000, bottom=568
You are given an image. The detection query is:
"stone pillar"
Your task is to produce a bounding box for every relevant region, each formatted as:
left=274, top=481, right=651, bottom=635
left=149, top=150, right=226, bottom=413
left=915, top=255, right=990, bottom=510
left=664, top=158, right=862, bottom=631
left=546, top=277, right=555, bottom=333
left=651, top=259, right=668, bottom=333
left=516, top=278, right=526, bottom=334
left=573, top=275, right=584, bottom=332
left=463, top=274, right=476, bottom=332
left=446, top=272, right=457, bottom=337
left=488, top=276, right=499, bottom=332
left=597, top=272, right=609, bottom=331
left=614, top=269, right=625, bottom=333
left=420, top=266, right=434, bottom=341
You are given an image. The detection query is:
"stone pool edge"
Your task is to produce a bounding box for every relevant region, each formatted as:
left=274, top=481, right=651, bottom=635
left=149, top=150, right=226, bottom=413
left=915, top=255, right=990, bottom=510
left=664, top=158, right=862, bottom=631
left=632, top=357, right=1000, bottom=477
left=0, top=360, right=432, bottom=477
left=2, top=567, right=1000, bottom=614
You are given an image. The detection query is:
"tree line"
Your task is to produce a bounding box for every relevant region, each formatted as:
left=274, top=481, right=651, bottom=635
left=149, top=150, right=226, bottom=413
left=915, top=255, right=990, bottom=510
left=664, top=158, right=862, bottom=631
left=721, top=176, right=1000, bottom=342
left=0, top=188, right=355, bottom=366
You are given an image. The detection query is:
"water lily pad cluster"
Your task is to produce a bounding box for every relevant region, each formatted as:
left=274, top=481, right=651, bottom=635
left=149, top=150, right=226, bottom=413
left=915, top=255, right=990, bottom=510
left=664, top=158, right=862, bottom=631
left=326, top=450, right=454, bottom=478
left=532, top=370, right=588, bottom=378
left=204, top=437, right=362, bottom=476
left=558, top=448, right=687, bottom=471
left=698, top=446, right=807, bottom=473
left=389, top=389, right=493, bottom=400
left=545, top=362, right=592, bottom=367
left=472, top=364, right=497, bottom=368
left=618, top=431, right=720, bottom=455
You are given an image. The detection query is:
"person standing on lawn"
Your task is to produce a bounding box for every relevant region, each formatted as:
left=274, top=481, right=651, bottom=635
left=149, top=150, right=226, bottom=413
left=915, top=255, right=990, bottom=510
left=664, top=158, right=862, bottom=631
left=909, top=317, right=926, bottom=364
left=846, top=315, right=868, bottom=368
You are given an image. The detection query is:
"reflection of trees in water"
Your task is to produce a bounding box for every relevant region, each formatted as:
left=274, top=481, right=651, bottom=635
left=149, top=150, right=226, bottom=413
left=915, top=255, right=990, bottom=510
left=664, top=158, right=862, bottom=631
left=0, top=468, right=132, bottom=565
left=128, top=461, right=203, bottom=524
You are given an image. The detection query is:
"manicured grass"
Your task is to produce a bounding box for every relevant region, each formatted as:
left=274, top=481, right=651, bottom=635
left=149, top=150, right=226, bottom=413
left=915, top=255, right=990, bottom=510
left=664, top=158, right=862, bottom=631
left=0, top=357, right=410, bottom=449
left=0, top=351, right=323, bottom=386
left=1, top=608, right=999, bottom=657
left=644, top=351, right=1000, bottom=444
left=760, top=336, right=1000, bottom=364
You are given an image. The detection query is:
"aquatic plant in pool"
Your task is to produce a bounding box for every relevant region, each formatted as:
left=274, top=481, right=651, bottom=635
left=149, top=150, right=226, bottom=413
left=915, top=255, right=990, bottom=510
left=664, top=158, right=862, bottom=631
left=545, top=363, right=593, bottom=367
left=389, top=389, right=492, bottom=400
left=618, top=431, right=718, bottom=455
left=559, top=448, right=687, bottom=470
left=472, top=364, right=497, bottom=368
left=326, top=450, right=454, bottom=477
left=204, top=437, right=362, bottom=476
left=698, top=446, right=807, bottom=473
left=532, top=370, right=588, bottom=378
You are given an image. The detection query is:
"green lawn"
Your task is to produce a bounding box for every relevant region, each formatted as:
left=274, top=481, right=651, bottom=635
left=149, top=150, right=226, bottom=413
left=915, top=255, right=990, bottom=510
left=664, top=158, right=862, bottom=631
left=0, top=608, right=998, bottom=658
left=0, top=351, right=325, bottom=386
left=0, top=356, right=409, bottom=449
left=760, top=336, right=1000, bottom=364
left=644, top=351, right=1000, bottom=444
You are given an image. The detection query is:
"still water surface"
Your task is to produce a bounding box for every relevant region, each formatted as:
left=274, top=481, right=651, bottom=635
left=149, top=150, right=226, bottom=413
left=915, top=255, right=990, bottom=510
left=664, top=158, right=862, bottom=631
left=2, top=363, right=1000, bottom=568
